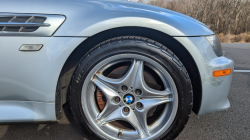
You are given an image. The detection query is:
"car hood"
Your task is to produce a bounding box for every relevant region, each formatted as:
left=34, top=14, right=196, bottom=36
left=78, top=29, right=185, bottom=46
left=0, top=0, right=207, bottom=28
left=106, top=0, right=208, bottom=27
left=0, top=0, right=213, bottom=36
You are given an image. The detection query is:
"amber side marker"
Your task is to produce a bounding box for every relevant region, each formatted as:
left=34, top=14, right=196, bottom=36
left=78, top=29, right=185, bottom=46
left=213, top=68, right=231, bottom=77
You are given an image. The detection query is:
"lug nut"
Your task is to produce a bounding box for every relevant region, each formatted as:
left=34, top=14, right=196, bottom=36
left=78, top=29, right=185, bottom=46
left=121, top=85, right=128, bottom=91
left=135, top=89, right=142, bottom=95
left=114, top=97, right=120, bottom=103
left=136, top=102, right=143, bottom=109
left=123, top=107, right=129, bottom=112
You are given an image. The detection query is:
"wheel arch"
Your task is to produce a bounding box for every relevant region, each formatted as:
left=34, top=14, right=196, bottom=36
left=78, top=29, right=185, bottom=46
left=56, top=27, right=202, bottom=119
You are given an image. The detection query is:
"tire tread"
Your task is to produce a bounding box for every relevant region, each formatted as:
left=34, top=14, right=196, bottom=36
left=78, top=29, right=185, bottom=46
left=69, top=36, right=193, bottom=140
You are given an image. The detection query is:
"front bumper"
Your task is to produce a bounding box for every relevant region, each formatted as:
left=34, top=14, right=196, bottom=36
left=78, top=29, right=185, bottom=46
left=199, top=56, right=234, bottom=115
left=174, top=36, right=234, bottom=115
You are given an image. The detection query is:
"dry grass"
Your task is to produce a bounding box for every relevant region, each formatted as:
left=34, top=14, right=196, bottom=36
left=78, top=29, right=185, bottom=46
left=135, top=0, right=250, bottom=35
left=131, top=0, right=250, bottom=43
left=217, top=32, right=250, bottom=43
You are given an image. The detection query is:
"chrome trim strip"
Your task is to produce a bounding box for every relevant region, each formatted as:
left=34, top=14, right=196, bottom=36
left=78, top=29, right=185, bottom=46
left=0, top=22, right=50, bottom=27
left=8, top=16, right=17, bottom=22
left=19, top=16, right=35, bottom=32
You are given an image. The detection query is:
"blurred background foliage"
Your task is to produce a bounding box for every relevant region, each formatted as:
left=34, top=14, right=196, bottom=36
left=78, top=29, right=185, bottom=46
left=134, top=0, right=250, bottom=43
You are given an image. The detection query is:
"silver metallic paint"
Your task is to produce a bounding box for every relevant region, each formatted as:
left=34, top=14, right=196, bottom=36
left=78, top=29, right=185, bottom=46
left=0, top=37, right=86, bottom=103
left=0, top=0, right=213, bottom=37
left=0, top=101, right=56, bottom=122
left=174, top=37, right=234, bottom=115
left=0, top=0, right=233, bottom=122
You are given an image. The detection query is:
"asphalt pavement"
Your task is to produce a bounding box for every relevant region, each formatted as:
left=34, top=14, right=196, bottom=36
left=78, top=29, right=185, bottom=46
left=222, top=43, right=250, bottom=70
left=0, top=43, right=249, bottom=140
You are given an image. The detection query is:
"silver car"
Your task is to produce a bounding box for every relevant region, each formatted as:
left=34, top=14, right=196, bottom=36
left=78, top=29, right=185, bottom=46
left=0, top=0, right=234, bottom=139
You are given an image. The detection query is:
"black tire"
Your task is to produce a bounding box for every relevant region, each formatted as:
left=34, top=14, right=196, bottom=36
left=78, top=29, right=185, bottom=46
left=69, top=36, right=193, bottom=140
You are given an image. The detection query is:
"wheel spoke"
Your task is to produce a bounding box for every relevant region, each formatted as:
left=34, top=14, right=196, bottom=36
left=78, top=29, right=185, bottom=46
left=99, top=107, right=123, bottom=124
left=133, top=61, right=171, bottom=98
left=96, top=101, right=118, bottom=120
left=94, top=59, right=140, bottom=91
left=92, top=78, right=119, bottom=100
left=142, top=88, right=171, bottom=98
left=125, top=111, right=147, bottom=137
left=139, top=98, right=172, bottom=112
left=134, top=111, right=149, bottom=135
left=100, top=106, right=148, bottom=137
left=134, top=97, right=172, bottom=135
left=92, top=78, right=121, bottom=120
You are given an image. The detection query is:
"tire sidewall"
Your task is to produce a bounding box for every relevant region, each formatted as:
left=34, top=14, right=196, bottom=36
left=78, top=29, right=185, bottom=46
left=69, top=37, right=193, bottom=140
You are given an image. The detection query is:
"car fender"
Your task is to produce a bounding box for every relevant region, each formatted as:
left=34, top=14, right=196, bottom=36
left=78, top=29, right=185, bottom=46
left=0, top=0, right=213, bottom=37
left=54, top=0, right=214, bottom=37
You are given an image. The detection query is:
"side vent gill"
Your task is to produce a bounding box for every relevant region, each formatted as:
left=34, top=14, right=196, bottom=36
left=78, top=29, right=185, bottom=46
left=0, top=13, right=65, bottom=36
left=0, top=16, right=49, bottom=32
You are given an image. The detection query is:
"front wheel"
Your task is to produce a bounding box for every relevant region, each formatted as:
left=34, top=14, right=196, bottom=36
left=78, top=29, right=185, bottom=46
left=69, top=36, right=193, bottom=140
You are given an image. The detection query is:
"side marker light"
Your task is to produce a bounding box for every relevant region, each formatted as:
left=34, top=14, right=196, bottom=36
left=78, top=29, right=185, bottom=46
left=19, top=44, right=43, bottom=51
left=213, top=69, right=231, bottom=77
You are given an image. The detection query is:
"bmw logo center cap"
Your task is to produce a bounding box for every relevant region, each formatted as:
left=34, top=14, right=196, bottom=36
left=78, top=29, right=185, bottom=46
left=123, top=93, right=135, bottom=105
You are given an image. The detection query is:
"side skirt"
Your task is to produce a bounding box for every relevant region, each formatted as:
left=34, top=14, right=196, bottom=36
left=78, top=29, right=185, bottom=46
left=0, top=100, right=57, bottom=123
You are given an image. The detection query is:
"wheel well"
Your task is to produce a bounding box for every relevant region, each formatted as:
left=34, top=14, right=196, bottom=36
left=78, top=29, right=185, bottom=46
left=56, top=27, right=202, bottom=119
